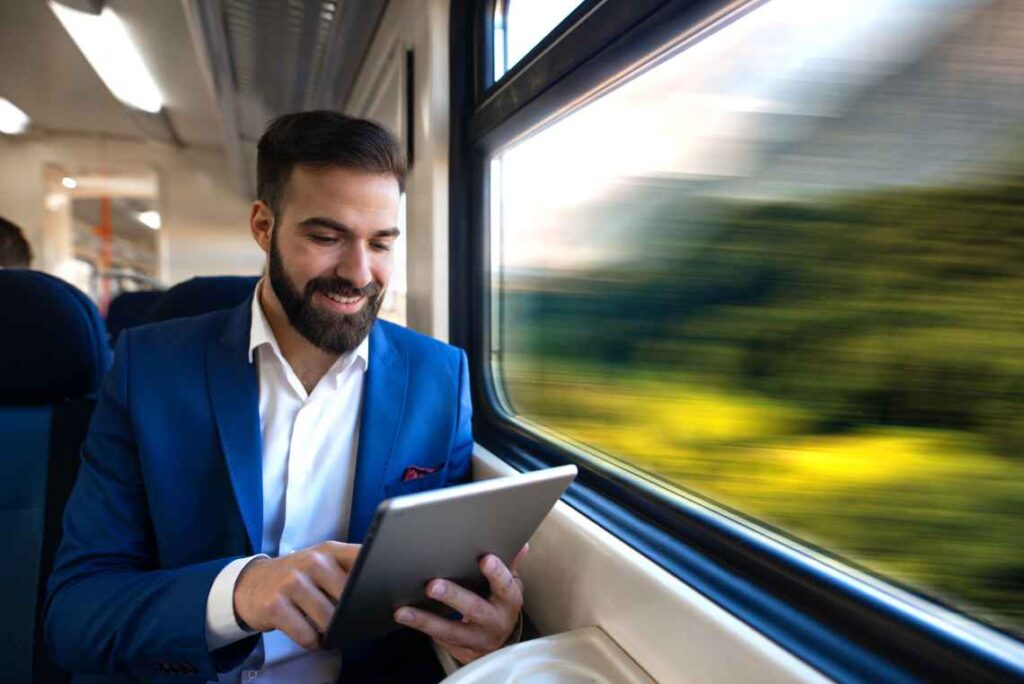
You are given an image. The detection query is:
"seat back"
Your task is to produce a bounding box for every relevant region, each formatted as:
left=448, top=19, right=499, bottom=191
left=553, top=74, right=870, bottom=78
left=0, top=270, right=109, bottom=684
left=146, top=275, right=259, bottom=322
left=105, top=290, right=164, bottom=346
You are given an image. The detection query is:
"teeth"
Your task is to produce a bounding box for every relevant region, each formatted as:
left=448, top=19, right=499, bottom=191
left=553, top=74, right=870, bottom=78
left=326, top=292, right=361, bottom=304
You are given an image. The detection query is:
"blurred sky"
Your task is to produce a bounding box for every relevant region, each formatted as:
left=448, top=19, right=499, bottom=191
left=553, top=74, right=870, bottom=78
left=495, top=0, right=1000, bottom=270
left=502, top=0, right=587, bottom=73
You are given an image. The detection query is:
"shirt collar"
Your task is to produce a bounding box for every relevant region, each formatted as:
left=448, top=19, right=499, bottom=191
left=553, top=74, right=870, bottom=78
left=248, top=280, right=274, bottom=364
left=248, top=279, right=370, bottom=381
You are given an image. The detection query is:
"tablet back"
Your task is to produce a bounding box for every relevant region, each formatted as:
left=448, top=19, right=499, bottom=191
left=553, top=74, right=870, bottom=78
left=324, top=465, right=577, bottom=646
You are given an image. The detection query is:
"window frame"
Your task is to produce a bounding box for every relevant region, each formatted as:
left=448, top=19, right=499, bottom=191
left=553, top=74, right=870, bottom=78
left=447, top=0, right=1024, bottom=681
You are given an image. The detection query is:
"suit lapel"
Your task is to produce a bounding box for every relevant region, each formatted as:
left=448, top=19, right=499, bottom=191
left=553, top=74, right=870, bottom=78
left=348, top=323, right=408, bottom=542
left=207, top=299, right=263, bottom=553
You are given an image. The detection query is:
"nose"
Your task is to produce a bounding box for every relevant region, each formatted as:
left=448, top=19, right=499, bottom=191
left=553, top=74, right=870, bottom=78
left=335, top=241, right=372, bottom=290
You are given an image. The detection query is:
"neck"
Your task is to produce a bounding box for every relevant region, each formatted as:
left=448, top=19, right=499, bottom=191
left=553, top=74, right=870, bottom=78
left=258, top=280, right=337, bottom=393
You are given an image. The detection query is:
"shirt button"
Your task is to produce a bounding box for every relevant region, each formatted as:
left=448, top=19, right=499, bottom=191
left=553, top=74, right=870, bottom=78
left=244, top=669, right=259, bottom=680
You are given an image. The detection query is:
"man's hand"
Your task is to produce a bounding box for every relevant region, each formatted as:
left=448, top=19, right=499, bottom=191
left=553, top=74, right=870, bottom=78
left=394, top=544, right=529, bottom=664
left=233, top=541, right=360, bottom=651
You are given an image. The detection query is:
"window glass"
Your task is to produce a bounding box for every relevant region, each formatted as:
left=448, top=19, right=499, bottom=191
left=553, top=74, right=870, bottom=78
left=379, top=192, right=407, bottom=326
left=490, top=0, right=1024, bottom=633
left=494, top=0, right=587, bottom=80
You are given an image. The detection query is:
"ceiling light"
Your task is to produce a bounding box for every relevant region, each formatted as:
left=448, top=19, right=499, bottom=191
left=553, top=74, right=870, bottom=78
left=0, top=98, right=30, bottom=134
left=62, top=176, right=78, bottom=189
left=49, top=2, right=164, bottom=113
left=137, top=211, right=161, bottom=230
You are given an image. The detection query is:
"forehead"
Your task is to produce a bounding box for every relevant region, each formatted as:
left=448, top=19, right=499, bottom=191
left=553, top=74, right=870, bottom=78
left=283, top=165, right=400, bottom=223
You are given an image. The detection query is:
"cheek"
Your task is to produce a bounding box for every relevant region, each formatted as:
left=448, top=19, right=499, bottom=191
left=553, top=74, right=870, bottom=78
left=293, top=242, right=337, bottom=278
left=371, top=253, right=393, bottom=285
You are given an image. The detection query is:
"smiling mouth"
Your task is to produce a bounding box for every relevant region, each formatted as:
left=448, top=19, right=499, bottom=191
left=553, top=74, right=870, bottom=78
left=323, top=291, right=363, bottom=305
left=317, top=290, right=367, bottom=313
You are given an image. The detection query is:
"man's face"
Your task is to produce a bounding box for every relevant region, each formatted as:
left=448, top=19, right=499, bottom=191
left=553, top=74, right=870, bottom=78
left=261, top=165, right=400, bottom=355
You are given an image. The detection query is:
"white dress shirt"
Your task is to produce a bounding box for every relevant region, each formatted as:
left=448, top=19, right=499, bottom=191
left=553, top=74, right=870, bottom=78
left=205, top=281, right=369, bottom=683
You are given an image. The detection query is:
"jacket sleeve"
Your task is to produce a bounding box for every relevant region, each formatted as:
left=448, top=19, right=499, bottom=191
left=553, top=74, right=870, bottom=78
left=448, top=349, right=474, bottom=486
left=44, top=331, right=255, bottom=681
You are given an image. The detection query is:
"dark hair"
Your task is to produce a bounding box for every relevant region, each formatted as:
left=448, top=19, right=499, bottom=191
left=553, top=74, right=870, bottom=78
left=0, top=215, right=32, bottom=268
left=257, top=111, right=406, bottom=216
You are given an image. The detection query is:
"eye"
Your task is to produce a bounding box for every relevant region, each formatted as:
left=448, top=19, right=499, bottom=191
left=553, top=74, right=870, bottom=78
left=370, top=241, right=392, bottom=252
left=309, top=234, right=338, bottom=245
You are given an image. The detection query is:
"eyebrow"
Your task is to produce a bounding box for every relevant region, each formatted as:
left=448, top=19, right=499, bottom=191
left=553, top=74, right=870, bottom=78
left=298, top=216, right=400, bottom=239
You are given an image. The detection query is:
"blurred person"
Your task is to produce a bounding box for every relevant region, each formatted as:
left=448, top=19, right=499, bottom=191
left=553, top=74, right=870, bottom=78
left=45, top=112, right=525, bottom=684
left=0, top=215, right=32, bottom=268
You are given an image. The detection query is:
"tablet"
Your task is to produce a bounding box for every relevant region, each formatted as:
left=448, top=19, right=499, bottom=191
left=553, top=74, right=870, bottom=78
left=322, top=464, right=577, bottom=647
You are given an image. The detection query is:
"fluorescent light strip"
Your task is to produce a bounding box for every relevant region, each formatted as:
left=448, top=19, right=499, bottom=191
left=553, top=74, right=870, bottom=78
left=49, top=2, right=163, bottom=113
left=0, top=98, right=31, bottom=134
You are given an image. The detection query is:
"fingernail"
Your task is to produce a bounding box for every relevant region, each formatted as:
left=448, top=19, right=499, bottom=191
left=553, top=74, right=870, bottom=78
left=395, top=609, right=413, bottom=624
left=486, top=556, right=497, bottom=571
left=429, top=581, right=445, bottom=599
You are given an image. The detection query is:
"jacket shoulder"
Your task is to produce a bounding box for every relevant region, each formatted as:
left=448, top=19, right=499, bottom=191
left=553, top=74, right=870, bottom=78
left=376, top=320, right=464, bottom=366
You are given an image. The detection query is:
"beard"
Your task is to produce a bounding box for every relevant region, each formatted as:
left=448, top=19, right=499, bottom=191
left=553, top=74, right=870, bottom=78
left=267, top=230, right=385, bottom=355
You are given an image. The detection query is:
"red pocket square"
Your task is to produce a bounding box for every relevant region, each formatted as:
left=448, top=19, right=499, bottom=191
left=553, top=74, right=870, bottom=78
left=402, top=465, right=439, bottom=482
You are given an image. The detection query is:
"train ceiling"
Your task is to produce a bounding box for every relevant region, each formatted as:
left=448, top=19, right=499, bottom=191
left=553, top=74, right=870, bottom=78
left=186, top=0, right=390, bottom=196
left=0, top=0, right=388, bottom=197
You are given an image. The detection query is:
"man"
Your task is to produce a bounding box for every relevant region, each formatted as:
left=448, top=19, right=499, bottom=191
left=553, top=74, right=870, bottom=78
left=45, top=112, right=525, bottom=683
left=0, top=215, right=32, bottom=268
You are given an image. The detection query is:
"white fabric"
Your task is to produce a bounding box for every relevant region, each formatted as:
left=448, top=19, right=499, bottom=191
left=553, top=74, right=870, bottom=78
left=205, top=280, right=369, bottom=683
left=205, top=556, right=266, bottom=648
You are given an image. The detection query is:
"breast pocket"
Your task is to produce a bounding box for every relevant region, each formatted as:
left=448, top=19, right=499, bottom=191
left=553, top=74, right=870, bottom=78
left=383, top=466, right=449, bottom=499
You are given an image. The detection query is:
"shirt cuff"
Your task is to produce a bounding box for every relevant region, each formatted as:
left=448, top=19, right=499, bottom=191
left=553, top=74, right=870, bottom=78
left=206, top=555, right=268, bottom=651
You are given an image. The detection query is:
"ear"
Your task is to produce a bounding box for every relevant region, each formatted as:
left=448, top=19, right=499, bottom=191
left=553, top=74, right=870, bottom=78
left=249, top=200, right=274, bottom=254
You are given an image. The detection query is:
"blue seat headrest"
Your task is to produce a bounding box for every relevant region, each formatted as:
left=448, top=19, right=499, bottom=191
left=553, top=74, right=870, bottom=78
left=0, top=270, right=110, bottom=405
left=106, top=290, right=164, bottom=344
left=147, top=275, right=259, bottom=323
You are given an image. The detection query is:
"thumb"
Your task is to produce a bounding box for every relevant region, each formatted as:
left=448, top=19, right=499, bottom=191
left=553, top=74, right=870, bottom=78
left=510, top=542, right=530, bottom=573
left=326, top=541, right=361, bottom=570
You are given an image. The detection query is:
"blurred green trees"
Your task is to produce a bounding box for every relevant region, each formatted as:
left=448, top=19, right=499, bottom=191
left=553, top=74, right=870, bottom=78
left=498, top=167, right=1024, bottom=632
left=504, top=170, right=1024, bottom=457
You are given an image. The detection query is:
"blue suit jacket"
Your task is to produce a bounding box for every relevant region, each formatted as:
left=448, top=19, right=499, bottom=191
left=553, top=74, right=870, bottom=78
left=45, top=298, right=473, bottom=683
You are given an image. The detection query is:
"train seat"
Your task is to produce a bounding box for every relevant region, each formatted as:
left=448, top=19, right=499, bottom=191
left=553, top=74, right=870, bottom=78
left=105, top=290, right=164, bottom=346
left=146, top=275, right=259, bottom=322
left=0, top=270, right=110, bottom=684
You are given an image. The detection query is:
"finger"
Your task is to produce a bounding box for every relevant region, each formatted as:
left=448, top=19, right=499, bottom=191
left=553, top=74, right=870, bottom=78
left=272, top=599, right=321, bottom=651
left=394, top=607, right=491, bottom=652
left=425, top=578, right=498, bottom=626
left=285, top=573, right=335, bottom=633
left=321, top=541, right=361, bottom=571
left=304, top=552, right=348, bottom=603
left=510, top=543, right=530, bottom=573
left=480, top=554, right=523, bottom=609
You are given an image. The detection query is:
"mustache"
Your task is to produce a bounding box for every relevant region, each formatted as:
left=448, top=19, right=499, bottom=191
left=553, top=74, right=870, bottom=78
left=307, top=277, right=383, bottom=300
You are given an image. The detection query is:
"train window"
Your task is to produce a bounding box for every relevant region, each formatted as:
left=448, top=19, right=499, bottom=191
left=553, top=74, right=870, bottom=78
left=379, top=192, right=408, bottom=325
left=492, top=0, right=588, bottom=80
left=488, top=0, right=1024, bottom=634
